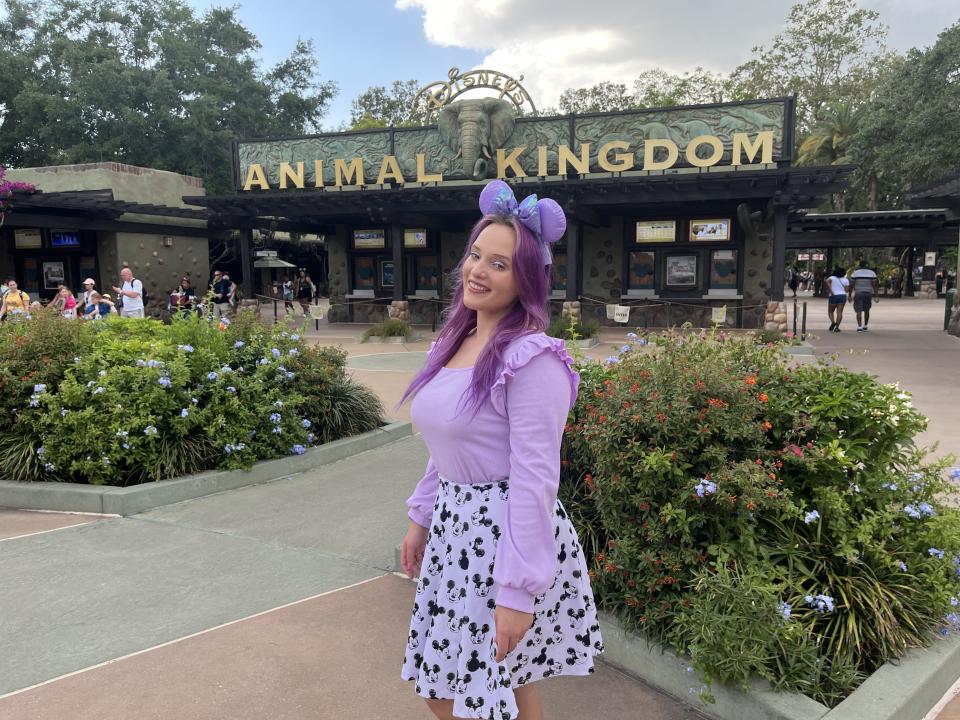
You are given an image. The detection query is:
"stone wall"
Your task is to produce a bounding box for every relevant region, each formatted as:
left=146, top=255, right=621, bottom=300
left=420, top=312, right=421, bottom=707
left=741, top=207, right=775, bottom=329
left=326, top=226, right=350, bottom=322
left=580, top=220, right=623, bottom=324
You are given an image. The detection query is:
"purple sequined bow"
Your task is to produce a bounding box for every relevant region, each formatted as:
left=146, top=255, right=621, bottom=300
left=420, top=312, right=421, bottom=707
left=478, top=180, right=566, bottom=265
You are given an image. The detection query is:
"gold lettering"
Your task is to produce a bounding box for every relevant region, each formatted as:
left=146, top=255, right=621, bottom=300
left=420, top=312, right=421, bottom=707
left=496, top=147, right=527, bottom=179
left=243, top=164, right=269, bottom=191
left=490, top=73, right=503, bottom=89
left=597, top=141, right=634, bottom=172
left=376, top=155, right=405, bottom=185
left=643, top=139, right=679, bottom=171
left=686, top=135, right=724, bottom=167
left=279, top=162, right=305, bottom=189
left=536, top=145, right=548, bottom=177
left=334, top=157, right=365, bottom=187
left=732, top=131, right=774, bottom=165
left=558, top=143, right=590, bottom=175
left=313, top=160, right=324, bottom=188
left=416, top=153, right=443, bottom=183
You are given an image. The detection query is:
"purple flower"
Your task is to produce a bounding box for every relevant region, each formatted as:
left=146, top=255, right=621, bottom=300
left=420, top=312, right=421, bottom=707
left=177, top=344, right=194, bottom=353
left=804, top=593, right=835, bottom=613
left=605, top=356, right=618, bottom=364
left=302, top=419, right=312, bottom=429
left=234, top=340, right=246, bottom=349
left=951, top=468, right=960, bottom=480
left=206, top=371, right=219, bottom=381
left=695, top=479, right=716, bottom=497
left=778, top=601, right=792, bottom=620
left=180, top=408, right=189, bottom=417
left=158, top=376, right=171, bottom=388
left=271, top=348, right=281, bottom=358
left=144, top=425, right=158, bottom=436
left=227, top=386, right=237, bottom=393
left=929, top=548, right=945, bottom=559
left=804, top=510, right=820, bottom=524
left=897, top=561, right=908, bottom=572
left=291, top=444, right=306, bottom=455
left=269, top=413, right=281, bottom=424
left=291, top=334, right=300, bottom=341
left=33, top=383, right=46, bottom=393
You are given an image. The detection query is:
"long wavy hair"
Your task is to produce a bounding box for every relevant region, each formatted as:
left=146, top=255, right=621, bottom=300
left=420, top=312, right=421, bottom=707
left=400, top=214, right=552, bottom=413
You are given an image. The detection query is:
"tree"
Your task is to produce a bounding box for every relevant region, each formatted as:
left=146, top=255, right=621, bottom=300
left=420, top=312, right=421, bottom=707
left=728, top=0, right=891, bottom=134
left=349, top=79, right=428, bottom=128
left=557, top=81, right=635, bottom=114
left=850, top=21, right=960, bottom=209
left=0, top=0, right=337, bottom=193
left=633, top=68, right=727, bottom=108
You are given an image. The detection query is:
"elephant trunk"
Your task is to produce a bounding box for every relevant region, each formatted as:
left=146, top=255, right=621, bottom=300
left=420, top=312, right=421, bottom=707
left=459, top=121, right=486, bottom=180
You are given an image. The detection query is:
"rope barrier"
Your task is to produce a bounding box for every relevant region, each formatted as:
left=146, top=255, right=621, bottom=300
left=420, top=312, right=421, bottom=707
left=576, top=294, right=773, bottom=311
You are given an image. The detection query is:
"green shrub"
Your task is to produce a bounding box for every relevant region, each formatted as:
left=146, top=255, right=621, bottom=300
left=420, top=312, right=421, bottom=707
left=548, top=315, right=600, bottom=341
left=362, top=318, right=411, bottom=339
left=562, top=329, right=960, bottom=705
left=2, top=313, right=383, bottom=485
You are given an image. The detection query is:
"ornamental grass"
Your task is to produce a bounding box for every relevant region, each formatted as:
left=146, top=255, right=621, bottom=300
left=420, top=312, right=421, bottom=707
left=0, top=307, right=382, bottom=485
left=558, top=329, right=960, bottom=706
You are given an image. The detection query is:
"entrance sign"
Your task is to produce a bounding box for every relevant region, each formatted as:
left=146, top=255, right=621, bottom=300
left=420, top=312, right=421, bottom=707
left=236, top=98, right=789, bottom=191
left=413, top=66, right=538, bottom=118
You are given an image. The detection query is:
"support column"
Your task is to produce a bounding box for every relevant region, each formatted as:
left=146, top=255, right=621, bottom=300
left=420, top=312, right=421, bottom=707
left=562, top=218, right=581, bottom=324
left=906, top=245, right=915, bottom=296
left=771, top=207, right=787, bottom=301
left=239, top=226, right=253, bottom=300
left=388, top=223, right=408, bottom=323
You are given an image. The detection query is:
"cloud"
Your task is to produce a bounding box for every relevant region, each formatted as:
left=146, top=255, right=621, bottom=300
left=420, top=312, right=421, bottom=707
left=396, top=0, right=957, bottom=109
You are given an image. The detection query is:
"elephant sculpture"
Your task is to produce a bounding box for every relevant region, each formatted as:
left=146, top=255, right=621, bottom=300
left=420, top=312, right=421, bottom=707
left=438, top=98, right=517, bottom=180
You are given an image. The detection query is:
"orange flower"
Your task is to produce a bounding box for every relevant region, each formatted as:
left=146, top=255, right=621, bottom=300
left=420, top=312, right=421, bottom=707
left=745, top=375, right=757, bottom=385
left=656, top=412, right=667, bottom=423
left=758, top=393, right=769, bottom=403
left=763, top=421, right=773, bottom=431
left=588, top=569, right=597, bottom=579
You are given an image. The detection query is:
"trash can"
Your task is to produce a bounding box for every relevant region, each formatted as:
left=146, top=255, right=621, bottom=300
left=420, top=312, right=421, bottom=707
left=946, top=288, right=957, bottom=331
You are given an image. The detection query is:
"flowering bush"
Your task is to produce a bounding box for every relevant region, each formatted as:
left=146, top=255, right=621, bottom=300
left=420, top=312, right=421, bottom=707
left=0, top=165, right=35, bottom=225
left=0, top=311, right=382, bottom=485
left=561, top=329, right=960, bottom=705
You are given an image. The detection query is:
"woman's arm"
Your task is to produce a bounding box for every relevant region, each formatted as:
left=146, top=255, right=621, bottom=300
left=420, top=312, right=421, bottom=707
left=405, top=456, right=441, bottom=528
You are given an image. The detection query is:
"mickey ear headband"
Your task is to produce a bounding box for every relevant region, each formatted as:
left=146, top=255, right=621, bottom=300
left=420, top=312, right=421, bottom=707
left=478, top=180, right=566, bottom=265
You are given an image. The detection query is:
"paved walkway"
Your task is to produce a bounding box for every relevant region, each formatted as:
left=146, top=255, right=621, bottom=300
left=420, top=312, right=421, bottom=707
left=2, top=298, right=957, bottom=719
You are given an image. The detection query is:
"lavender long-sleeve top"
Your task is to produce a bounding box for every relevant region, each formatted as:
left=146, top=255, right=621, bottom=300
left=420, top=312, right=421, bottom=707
left=406, top=332, right=580, bottom=614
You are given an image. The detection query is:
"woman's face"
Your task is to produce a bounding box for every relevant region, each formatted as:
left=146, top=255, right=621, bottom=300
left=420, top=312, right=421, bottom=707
left=461, top=222, right=519, bottom=318
left=180, top=279, right=189, bottom=289
left=58, top=287, right=69, bottom=297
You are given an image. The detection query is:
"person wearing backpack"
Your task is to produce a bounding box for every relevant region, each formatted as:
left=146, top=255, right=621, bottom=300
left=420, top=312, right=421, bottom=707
left=113, top=268, right=145, bottom=318
left=0, top=279, right=30, bottom=321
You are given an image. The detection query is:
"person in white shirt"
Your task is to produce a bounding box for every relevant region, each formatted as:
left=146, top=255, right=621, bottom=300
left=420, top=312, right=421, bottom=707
left=113, top=268, right=145, bottom=318
left=80, top=278, right=97, bottom=308
left=826, top=266, right=850, bottom=332
left=849, top=259, right=879, bottom=331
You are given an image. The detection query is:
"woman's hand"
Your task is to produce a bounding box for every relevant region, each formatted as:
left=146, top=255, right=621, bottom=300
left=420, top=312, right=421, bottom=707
left=493, top=605, right=534, bottom=662
left=400, top=521, right=429, bottom=579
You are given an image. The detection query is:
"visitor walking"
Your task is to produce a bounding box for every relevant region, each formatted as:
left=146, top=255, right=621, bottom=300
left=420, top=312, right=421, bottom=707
left=210, top=270, right=234, bottom=318
left=826, top=266, right=850, bottom=332
left=398, top=180, right=603, bottom=720
left=850, top=259, right=879, bottom=332
left=282, top=277, right=294, bottom=313
left=788, top=264, right=800, bottom=297
left=0, top=279, right=29, bottom=321
left=112, top=268, right=145, bottom=318
left=293, top=269, right=314, bottom=316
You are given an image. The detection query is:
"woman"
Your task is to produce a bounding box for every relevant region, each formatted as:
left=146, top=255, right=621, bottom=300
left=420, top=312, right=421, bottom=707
left=399, top=181, right=603, bottom=720
left=294, top=269, right=314, bottom=315
left=52, top=285, right=78, bottom=319
left=282, top=277, right=294, bottom=313
left=169, top=277, right=196, bottom=318
left=826, top=266, right=850, bottom=332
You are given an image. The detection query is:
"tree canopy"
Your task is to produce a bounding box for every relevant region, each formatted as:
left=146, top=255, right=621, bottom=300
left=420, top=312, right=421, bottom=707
left=0, top=0, right=337, bottom=193
left=348, top=79, right=429, bottom=129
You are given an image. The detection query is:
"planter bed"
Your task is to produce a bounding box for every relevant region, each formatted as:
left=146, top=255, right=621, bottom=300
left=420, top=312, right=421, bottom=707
left=0, top=421, right=412, bottom=516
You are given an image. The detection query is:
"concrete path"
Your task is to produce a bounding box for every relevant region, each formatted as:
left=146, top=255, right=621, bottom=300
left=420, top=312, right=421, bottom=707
left=0, top=436, right=699, bottom=719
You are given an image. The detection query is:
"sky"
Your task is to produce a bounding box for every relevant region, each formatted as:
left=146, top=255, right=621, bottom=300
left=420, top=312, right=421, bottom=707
left=185, top=0, right=958, bottom=128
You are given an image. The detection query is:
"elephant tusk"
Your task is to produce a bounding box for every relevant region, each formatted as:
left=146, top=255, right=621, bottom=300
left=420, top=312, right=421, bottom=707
left=481, top=145, right=493, bottom=160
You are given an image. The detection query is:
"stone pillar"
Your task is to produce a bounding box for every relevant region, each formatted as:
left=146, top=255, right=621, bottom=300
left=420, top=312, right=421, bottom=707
left=391, top=224, right=403, bottom=301
left=906, top=245, right=915, bottom=297
left=389, top=300, right=409, bottom=321
left=764, top=300, right=788, bottom=333
left=238, top=226, right=253, bottom=300
left=771, top=207, right=787, bottom=302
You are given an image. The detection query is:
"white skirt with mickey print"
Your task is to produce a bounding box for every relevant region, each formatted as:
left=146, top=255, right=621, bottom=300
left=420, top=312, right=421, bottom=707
left=401, top=478, right=604, bottom=720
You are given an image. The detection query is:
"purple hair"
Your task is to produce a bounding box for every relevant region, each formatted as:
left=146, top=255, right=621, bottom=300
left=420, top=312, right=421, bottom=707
left=399, top=214, right=552, bottom=413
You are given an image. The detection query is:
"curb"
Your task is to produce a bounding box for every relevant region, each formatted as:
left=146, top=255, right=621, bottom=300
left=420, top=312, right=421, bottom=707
left=0, top=421, right=412, bottom=516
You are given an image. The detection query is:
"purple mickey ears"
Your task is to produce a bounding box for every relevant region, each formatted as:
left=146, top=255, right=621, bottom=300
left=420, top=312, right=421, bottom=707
left=536, top=197, right=566, bottom=246
left=478, top=179, right=517, bottom=217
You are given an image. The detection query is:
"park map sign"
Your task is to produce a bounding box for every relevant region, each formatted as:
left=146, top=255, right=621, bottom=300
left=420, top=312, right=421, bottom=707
left=235, top=74, right=790, bottom=192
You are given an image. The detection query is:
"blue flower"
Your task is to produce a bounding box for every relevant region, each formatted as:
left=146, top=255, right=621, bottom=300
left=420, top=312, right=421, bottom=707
left=946, top=613, right=960, bottom=626
left=626, top=332, right=638, bottom=339
left=180, top=408, right=189, bottom=417
left=291, top=334, right=300, bottom=341
left=778, top=601, right=792, bottom=620
left=60, top=408, right=68, bottom=417
left=221, top=366, right=233, bottom=373
left=178, top=344, right=194, bottom=353
left=306, top=433, right=315, bottom=444
left=850, top=483, right=861, bottom=493
left=904, top=504, right=922, bottom=519
left=951, top=468, right=960, bottom=480
left=695, top=478, right=716, bottom=497
left=274, top=400, right=283, bottom=408
left=636, top=337, right=648, bottom=346
left=93, top=386, right=106, bottom=394
left=288, top=348, right=299, bottom=356
left=33, top=383, right=46, bottom=393
left=144, top=425, right=158, bottom=436
left=285, top=372, right=295, bottom=380
left=805, top=593, right=835, bottom=613
left=269, top=413, right=281, bottom=424
left=272, top=426, right=283, bottom=434
left=136, top=359, right=147, bottom=367
left=951, top=597, right=959, bottom=607
left=28, top=397, right=39, bottom=407
left=291, top=444, right=306, bottom=455
left=271, top=348, right=281, bottom=358
left=226, top=386, right=237, bottom=393
left=98, top=370, right=107, bottom=377
left=619, top=344, right=631, bottom=353
left=898, top=561, right=908, bottom=572
left=224, top=444, right=233, bottom=454
left=235, top=340, right=246, bottom=349
left=804, top=510, right=820, bottom=524
left=146, top=359, right=163, bottom=368
left=929, top=548, right=945, bottom=559
left=116, top=431, right=128, bottom=438
left=605, top=356, right=618, bottom=364
left=918, top=502, right=935, bottom=517
left=882, top=482, right=899, bottom=491
left=302, top=419, right=312, bottom=429
left=206, top=371, right=218, bottom=381
left=192, top=397, right=198, bottom=404
left=43, top=462, right=56, bottom=472
left=36, top=446, right=46, bottom=457
left=158, top=376, right=171, bottom=388
left=122, top=442, right=130, bottom=450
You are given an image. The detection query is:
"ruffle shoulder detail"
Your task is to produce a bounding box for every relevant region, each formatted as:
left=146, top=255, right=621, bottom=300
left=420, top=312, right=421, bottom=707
left=489, top=332, right=580, bottom=416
